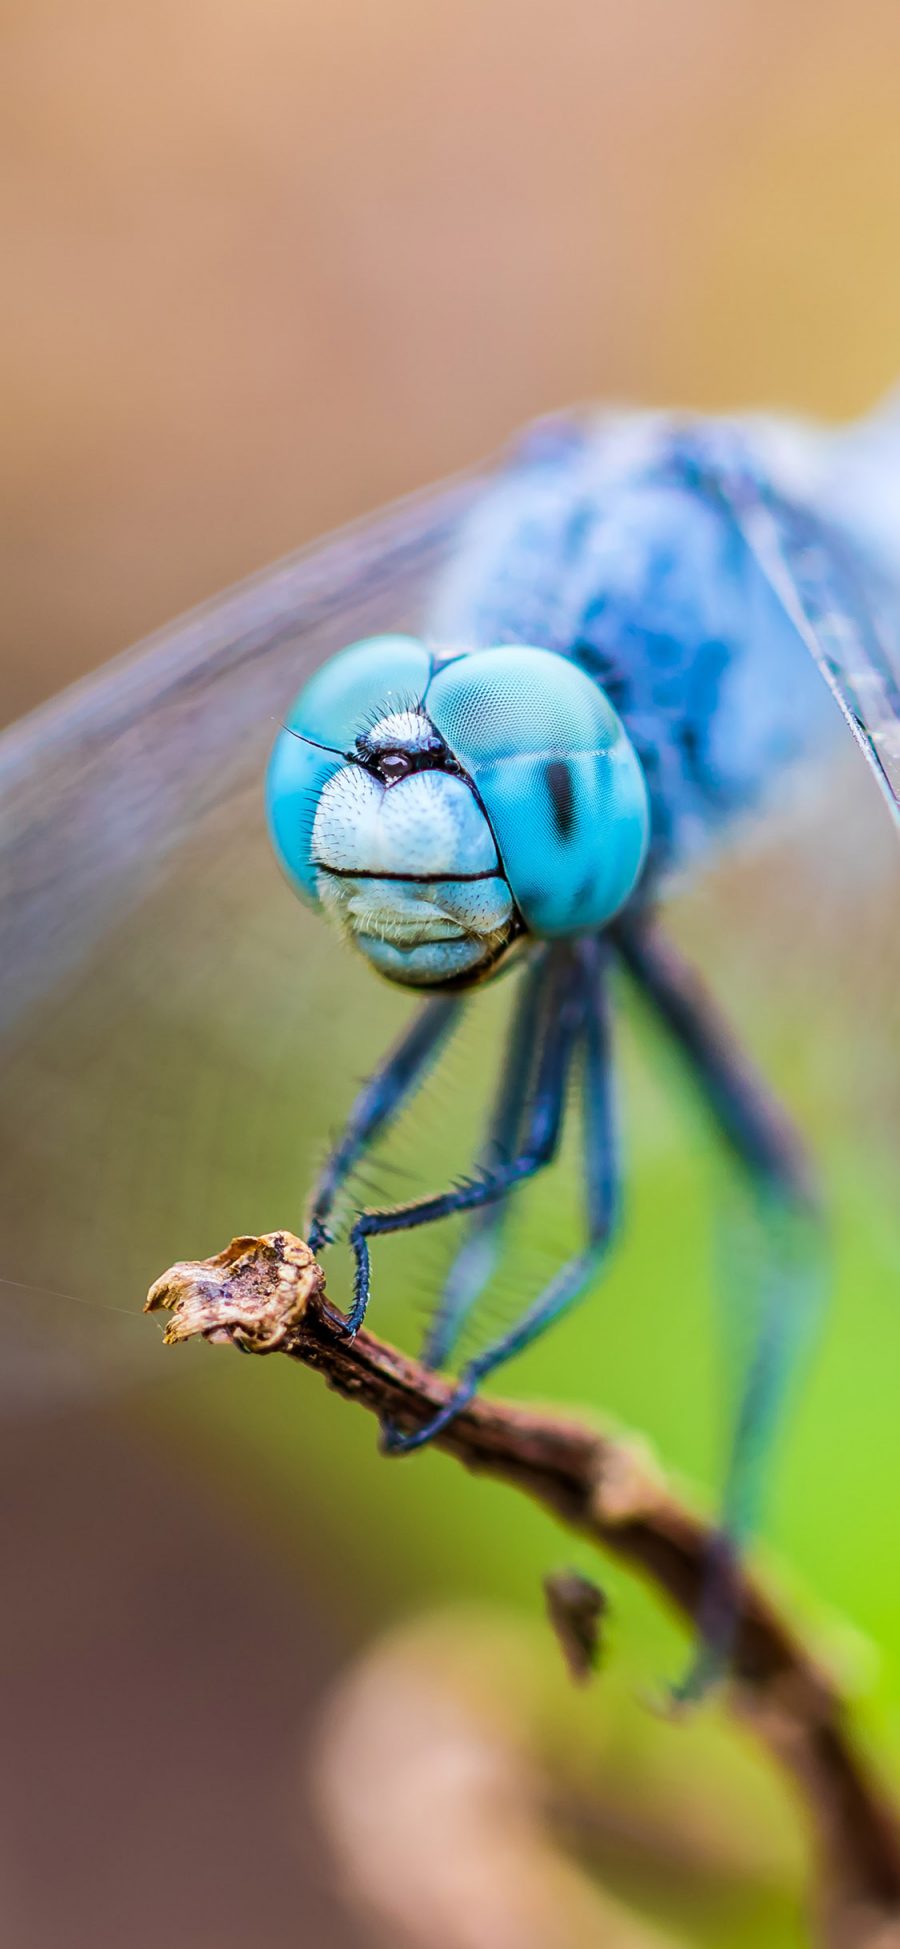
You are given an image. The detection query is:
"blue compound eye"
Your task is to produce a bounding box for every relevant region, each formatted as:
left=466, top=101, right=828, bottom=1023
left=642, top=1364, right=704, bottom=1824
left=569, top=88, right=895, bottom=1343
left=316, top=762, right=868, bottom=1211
left=426, top=645, right=650, bottom=935
left=266, top=635, right=432, bottom=902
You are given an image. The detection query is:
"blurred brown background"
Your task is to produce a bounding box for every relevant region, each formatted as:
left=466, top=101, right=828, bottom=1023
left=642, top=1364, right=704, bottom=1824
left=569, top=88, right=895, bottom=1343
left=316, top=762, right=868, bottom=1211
left=6, top=0, right=900, bottom=728
left=4, top=3, right=900, bottom=1945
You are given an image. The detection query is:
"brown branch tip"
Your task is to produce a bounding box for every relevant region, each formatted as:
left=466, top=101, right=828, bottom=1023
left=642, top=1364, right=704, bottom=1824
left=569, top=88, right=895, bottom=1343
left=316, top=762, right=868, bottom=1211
left=146, top=1230, right=900, bottom=1949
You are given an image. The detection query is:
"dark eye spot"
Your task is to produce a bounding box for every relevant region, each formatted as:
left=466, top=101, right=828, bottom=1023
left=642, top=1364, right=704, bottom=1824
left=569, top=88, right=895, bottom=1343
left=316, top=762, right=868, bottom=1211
left=377, top=751, right=413, bottom=785
left=546, top=759, right=575, bottom=839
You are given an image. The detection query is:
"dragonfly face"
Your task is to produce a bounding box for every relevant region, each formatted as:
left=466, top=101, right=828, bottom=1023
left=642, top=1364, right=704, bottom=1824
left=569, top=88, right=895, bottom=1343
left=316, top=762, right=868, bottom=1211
left=267, top=633, right=651, bottom=986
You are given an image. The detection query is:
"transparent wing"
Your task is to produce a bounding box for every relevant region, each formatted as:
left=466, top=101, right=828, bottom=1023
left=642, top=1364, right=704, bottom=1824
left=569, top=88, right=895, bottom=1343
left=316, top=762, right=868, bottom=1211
left=662, top=426, right=900, bottom=822
left=723, top=480, right=900, bottom=816
left=653, top=419, right=900, bottom=1527
left=2, top=468, right=486, bottom=1036
left=0, top=463, right=489, bottom=1405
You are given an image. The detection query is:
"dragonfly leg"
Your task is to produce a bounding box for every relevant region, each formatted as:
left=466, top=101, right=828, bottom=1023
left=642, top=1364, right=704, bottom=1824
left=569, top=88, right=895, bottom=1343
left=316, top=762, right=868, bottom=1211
left=306, top=994, right=464, bottom=1254
left=612, top=917, right=824, bottom=1701
left=421, top=952, right=549, bottom=1373
left=384, top=937, right=616, bottom=1453
left=346, top=946, right=579, bottom=1341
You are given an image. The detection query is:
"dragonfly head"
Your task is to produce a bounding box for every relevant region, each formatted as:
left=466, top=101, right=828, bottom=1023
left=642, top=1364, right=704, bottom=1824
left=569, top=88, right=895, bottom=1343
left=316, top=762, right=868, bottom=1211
left=267, top=636, right=650, bottom=988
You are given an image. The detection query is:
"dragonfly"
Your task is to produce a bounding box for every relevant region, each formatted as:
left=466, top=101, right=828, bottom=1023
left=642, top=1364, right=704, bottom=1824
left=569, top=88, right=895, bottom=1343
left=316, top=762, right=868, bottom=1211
left=2, top=399, right=899, bottom=1690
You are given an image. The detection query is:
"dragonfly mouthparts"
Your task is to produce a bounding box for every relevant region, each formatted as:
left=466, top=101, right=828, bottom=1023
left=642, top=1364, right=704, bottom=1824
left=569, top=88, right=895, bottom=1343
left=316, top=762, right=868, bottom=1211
left=317, top=867, right=516, bottom=987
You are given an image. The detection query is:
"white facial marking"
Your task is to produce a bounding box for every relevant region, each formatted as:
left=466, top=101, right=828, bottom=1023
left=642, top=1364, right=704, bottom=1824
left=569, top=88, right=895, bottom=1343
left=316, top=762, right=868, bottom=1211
left=312, top=767, right=498, bottom=877
left=308, top=731, right=516, bottom=987
left=366, top=708, right=434, bottom=749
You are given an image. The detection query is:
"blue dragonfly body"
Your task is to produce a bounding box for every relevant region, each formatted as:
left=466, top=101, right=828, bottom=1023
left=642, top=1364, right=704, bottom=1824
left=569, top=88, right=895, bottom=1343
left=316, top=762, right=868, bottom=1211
left=2, top=399, right=899, bottom=1686
left=264, top=404, right=900, bottom=1689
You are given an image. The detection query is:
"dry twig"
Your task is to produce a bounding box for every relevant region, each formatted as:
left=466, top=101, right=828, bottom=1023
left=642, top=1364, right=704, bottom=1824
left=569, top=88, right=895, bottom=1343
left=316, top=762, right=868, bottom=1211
left=146, top=1229, right=900, bottom=1949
